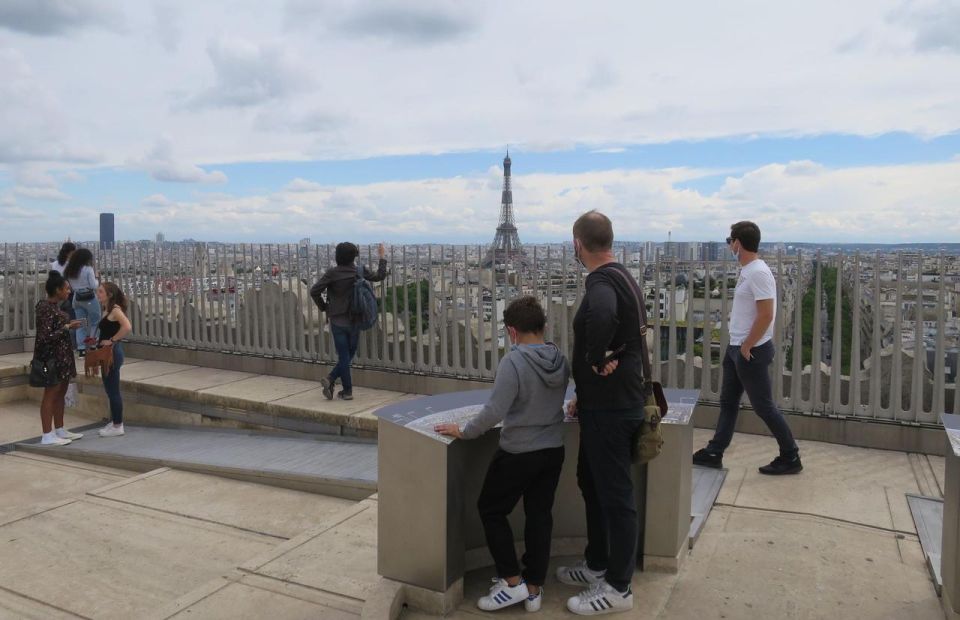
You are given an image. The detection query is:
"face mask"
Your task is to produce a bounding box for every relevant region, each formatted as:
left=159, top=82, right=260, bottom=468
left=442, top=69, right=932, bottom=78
left=730, top=241, right=740, bottom=259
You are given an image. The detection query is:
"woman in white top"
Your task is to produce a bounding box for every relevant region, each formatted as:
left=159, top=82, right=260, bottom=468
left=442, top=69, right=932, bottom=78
left=50, top=242, right=76, bottom=276
left=63, top=248, right=100, bottom=357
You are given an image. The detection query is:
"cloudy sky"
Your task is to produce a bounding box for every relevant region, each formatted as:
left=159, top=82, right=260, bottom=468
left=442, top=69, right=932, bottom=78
left=1, top=0, right=959, bottom=244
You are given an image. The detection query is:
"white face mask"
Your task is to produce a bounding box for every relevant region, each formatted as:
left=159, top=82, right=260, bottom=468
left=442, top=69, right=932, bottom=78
left=730, top=241, right=740, bottom=259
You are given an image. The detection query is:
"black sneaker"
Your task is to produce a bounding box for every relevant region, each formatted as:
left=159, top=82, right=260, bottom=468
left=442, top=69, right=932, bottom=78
left=320, top=377, right=334, bottom=401
left=759, top=455, right=803, bottom=475
left=693, top=448, right=723, bottom=469
left=337, top=390, right=353, bottom=401
left=78, top=350, right=86, bottom=358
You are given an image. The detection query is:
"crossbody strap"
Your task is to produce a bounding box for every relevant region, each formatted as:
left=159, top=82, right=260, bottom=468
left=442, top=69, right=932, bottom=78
left=606, top=265, right=654, bottom=383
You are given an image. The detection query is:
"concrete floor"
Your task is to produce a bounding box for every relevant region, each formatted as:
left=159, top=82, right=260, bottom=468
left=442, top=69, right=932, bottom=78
left=1, top=395, right=949, bottom=619
left=0, top=398, right=373, bottom=620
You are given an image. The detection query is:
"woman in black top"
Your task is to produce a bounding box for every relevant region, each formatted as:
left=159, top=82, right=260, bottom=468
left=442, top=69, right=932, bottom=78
left=35, top=271, right=82, bottom=445
left=94, top=282, right=132, bottom=437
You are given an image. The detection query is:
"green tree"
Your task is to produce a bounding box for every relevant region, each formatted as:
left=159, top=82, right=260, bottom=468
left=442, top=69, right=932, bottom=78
left=383, top=280, right=431, bottom=336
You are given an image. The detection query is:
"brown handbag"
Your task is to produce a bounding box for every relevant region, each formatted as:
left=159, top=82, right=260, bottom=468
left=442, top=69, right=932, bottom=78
left=84, top=346, right=114, bottom=377
left=608, top=266, right=667, bottom=463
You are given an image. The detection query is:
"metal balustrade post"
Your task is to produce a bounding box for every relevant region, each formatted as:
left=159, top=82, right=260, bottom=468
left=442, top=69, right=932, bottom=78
left=850, top=253, right=863, bottom=416
left=891, top=253, right=905, bottom=420
left=828, top=253, right=844, bottom=414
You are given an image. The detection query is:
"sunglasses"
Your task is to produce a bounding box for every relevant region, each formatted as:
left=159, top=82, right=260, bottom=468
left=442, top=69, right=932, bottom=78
left=725, top=237, right=737, bottom=245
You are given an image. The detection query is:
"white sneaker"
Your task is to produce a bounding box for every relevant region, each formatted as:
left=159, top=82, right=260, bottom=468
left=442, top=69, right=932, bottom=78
left=40, top=432, right=71, bottom=446
left=524, top=588, right=543, bottom=612
left=55, top=428, right=83, bottom=440
left=477, top=578, right=529, bottom=612
left=556, top=560, right=606, bottom=586
left=567, top=582, right=633, bottom=616
left=99, top=424, right=125, bottom=437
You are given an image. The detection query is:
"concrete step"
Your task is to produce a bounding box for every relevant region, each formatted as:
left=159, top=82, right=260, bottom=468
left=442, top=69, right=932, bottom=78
left=15, top=425, right=377, bottom=501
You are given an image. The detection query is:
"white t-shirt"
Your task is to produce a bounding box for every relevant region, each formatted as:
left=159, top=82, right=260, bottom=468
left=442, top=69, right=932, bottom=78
left=50, top=260, right=66, bottom=275
left=729, top=259, right=777, bottom=346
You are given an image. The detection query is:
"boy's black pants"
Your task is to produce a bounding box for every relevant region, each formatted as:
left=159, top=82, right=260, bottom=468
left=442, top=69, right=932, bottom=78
left=477, top=446, right=565, bottom=586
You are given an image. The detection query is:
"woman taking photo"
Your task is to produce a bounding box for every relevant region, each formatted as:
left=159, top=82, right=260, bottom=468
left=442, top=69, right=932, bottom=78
left=35, top=271, right=83, bottom=446
left=95, top=282, right=131, bottom=437
left=64, top=248, right=99, bottom=357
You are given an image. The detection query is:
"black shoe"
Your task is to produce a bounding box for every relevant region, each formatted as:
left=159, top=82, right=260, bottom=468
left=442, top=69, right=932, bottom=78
left=320, top=377, right=334, bottom=401
left=78, top=350, right=86, bottom=358
left=693, top=448, right=723, bottom=469
left=337, top=390, right=353, bottom=401
left=759, top=455, right=803, bottom=475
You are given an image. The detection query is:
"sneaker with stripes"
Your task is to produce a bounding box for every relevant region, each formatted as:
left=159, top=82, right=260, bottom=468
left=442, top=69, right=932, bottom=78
left=477, top=578, right=529, bottom=612
left=567, top=582, right=633, bottom=616
left=556, top=560, right=606, bottom=586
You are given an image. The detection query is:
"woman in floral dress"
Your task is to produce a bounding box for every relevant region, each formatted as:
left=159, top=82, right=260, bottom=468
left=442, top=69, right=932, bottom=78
left=35, top=271, right=82, bottom=446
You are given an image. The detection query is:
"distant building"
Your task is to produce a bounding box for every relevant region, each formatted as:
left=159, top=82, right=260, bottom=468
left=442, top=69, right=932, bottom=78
left=156, top=232, right=165, bottom=245
left=99, top=213, right=115, bottom=250
left=705, top=241, right=722, bottom=261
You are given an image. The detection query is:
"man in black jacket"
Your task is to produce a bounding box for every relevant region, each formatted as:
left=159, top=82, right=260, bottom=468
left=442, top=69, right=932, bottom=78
left=310, top=242, right=387, bottom=400
left=557, top=211, right=646, bottom=616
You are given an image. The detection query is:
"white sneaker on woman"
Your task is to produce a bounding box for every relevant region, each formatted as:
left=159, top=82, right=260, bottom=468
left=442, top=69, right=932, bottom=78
left=40, top=432, right=71, bottom=446
left=55, top=428, right=83, bottom=440
left=99, top=424, right=125, bottom=437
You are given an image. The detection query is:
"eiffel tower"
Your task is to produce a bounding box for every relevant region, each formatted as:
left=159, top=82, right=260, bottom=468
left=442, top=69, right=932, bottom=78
left=483, top=151, right=525, bottom=268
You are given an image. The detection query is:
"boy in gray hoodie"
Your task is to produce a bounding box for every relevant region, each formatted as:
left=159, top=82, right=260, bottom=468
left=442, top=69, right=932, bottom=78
left=436, top=296, right=570, bottom=613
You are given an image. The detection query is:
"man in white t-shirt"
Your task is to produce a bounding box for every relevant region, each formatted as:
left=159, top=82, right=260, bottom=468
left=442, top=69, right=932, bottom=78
left=693, top=221, right=802, bottom=475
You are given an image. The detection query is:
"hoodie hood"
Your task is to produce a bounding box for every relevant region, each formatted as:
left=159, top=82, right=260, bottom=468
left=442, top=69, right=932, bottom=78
left=513, top=343, right=569, bottom=388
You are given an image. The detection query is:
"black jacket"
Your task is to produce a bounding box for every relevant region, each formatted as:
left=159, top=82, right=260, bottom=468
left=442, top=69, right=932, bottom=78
left=572, top=262, right=649, bottom=412
left=310, top=259, right=388, bottom=322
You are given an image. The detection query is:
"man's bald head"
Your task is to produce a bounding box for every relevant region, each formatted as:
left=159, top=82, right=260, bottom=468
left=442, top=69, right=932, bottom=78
left=573, top=210, right=614, bottom=252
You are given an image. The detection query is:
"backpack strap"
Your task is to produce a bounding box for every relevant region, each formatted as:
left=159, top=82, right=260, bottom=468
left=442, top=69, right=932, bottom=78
left=606, top=265, right=654, bottom=384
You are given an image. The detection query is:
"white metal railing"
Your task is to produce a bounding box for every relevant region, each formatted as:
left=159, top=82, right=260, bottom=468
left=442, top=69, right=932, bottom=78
left=2, top=242, right=958, bottom=426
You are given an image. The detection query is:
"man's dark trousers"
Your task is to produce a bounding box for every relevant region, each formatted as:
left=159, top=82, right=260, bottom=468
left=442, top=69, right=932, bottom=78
left=477, top=446, right=565, bottom=586
left=577, top=408, right=644, bottom=592
left=707, top=341, right=798, bottom=457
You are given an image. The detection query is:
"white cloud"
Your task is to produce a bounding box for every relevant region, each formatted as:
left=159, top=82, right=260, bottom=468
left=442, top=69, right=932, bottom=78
left=135, top=138, right=228, bottom=184
left=0, top=0, right=122, bottom=36
left=185, top=37, right=313, bottom=109
left=284, top=178, right=325, bottom=192
left=0, top=48, right=99, bottom=164
left=152, top=0, right=181, bottom=52
left=118, top=160, right=960, bottom=243
left=285, top=0, right=480, bottom=46
left=14, top=186, right=70, bottom=200
left=892, top=0, right=960, bottom=54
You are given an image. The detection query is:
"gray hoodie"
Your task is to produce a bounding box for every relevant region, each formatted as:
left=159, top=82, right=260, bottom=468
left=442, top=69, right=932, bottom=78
left=461, top=343, right=570, bottom=453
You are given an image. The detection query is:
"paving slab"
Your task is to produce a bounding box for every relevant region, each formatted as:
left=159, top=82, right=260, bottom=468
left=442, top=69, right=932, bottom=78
left=0, top=452, right=128, bottom=524
left=135, top=367, right=257, bottom=392
left=200, top=374, right=321, bottom=404
left=929, top=454, right=946, bottom=496
left=0, top=587, right=80, bottom=620
left=94, top=468, right=355, bottom=539
left=16, top=425, right=378, bottom=499
left=252, top=500, right=379, bottom=601
left=271, top=386, right=409, bottom=416
left=119, top=361, right=198, bottom=382
left=658, top=506, right=941, bottom=620
left=694, top=429, right=921, bottom=530
left=162, top=575, right=360, bottom=620
left=0, top=498, right=275, bottom=620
